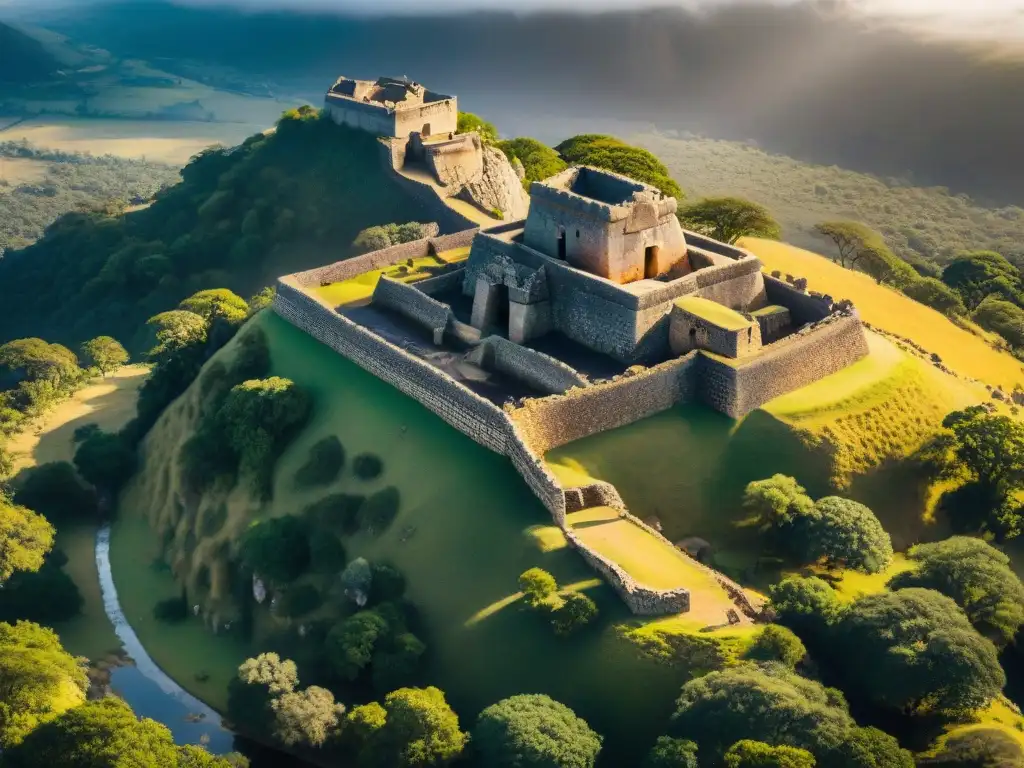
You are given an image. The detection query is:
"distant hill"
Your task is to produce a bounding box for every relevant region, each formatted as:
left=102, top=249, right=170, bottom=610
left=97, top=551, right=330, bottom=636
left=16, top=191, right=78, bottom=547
left=0, top=22, right=62, bottom=84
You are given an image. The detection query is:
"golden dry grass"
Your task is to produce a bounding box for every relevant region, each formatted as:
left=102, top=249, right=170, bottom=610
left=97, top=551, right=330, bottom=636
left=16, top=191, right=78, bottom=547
left=0, top=157, right=49, bottom=188
left=742, top=238, right=1024, bottom=391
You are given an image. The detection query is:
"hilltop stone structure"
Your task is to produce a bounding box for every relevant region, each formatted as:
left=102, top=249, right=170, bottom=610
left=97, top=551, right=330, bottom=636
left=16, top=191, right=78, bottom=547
left=278, top=87, right=870, bottom=619
left=325, top=75, right=528, bottom=223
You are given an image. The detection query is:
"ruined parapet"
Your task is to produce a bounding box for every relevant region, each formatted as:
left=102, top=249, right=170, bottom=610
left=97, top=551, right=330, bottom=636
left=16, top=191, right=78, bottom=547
left=467, top=336, right=589, bottom=394
left=669, top=296, right=762, bottom=358
left=324, top=75, right=458, bottom=139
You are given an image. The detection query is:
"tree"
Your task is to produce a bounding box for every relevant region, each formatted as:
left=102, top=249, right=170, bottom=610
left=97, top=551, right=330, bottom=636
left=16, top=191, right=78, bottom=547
left=551, top=592, right=598, bottom=636
left=0, top=499, right=54, bottom=584
left=240, top=516, right=310, bottom=584
left=742, top=475, right=813, bottom=527
left=73, top=429, right=137, bottom=494
left=826, top=727, right=913, bottom=768
left=832, top=588, right=1005, bottom=715
left=178, top=288, right=249, bottom=325
left=271, top=685, right=345, bottom=747
left=0, top=338, right=80, bottom=387
left=795, top=497, right=893, bottom=574
left=768, top=577, right=843, bottom=637
left=858, top=242, right=918, bottom=288
left=146, top=310, right=208, bottom=366
left=680, top=197, right=781, bottom=244
left=942, top=251, right=1022, bottom=310
left=813, top=221, right=881, bottom=269
left=1, top=697, right=178, bottom=767
left=904, top=278, right=967, bottom=317
left=670, top=663, right=853, bottom=760
left=237, top=652, right=298, bottom=695
left=519, top=567, right=557, bottom=607
left=327, top=610, right=389, bottom=680
left=81, top=336, right=129, bottom=377
left=497, top=138, right=568, bottom=187
left=919, top=728, right=1024, bottom=767
left=745, top=625, right=806, bottom=668
left=342, top=557, right=374, bottom=606
left=361, top=686, right=468, bottom=767
left=555, top=135, right=684, bottom=201
left=15, top=462, right=97, bottom=524
left=890, top=537, right=1024, bottom=645
left=723, top=740, right=816, bottom=768
left=176, top=746, right=250, bottom=767
left=473, top=694, right=603, bottom=768
left=973, top=297, right=1024, bottom=349
left=247, top=287, right=275, bottom=317
left=0, top=621, right=87, bottom=747
left=456, top=112, right=499, bottom=143
left=229, top=653, right=298, bottom=733
left=0, top=552, right=84, bottom=625
left=643, top=737, right=699, bottom=768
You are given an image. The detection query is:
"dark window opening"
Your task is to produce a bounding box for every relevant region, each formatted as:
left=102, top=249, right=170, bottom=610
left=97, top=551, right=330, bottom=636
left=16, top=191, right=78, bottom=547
left=422, top=123, right=431, bottom=135
left=495, top=284, right=510, bottom=332
left=645, top=245, right=660, bottom=278
left=576, top=230, right=580, bottom=238
left=689, top=327, right=697, bottom=347
left=557, top=231, right=567, bottom=260
left=747, top=327, right=753, bottom=343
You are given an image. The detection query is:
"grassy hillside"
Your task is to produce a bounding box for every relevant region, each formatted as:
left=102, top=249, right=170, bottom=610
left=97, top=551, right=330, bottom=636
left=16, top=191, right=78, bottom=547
left=113, top=310, right=752, bottom=763
left=638, top=133, right=1024, bottom=269
left=0, top=112, right=437, bottom=353
left=0, top=23, right=61, bottom=85
left=742, top=239, right=1024, bottom=392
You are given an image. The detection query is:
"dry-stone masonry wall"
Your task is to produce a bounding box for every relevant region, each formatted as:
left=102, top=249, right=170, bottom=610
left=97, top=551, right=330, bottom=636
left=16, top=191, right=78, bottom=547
left=372, top=276, right=452, bottom=343
left=469, top=336, right=589, bottom=394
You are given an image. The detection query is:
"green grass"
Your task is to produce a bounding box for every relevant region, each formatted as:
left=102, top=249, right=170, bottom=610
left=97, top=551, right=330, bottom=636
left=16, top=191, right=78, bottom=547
left=113, top=310, right=713, bottom=762
left=674, top=296, right=750, bottom=331
left=314, top=253, right=461, bottom=307
left=51, top=524, right=120, bottom=661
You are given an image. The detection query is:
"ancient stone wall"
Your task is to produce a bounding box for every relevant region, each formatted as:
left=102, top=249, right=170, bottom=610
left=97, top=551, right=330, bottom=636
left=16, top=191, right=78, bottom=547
left=509, top=352, right=701, bottom=454
left=372, top=276, right=452, bottom=342
left=427, top=133, right=483, bottom=189
left=470, top=336, right=589, bottom=394
left=324, top=95, right=397, bottom=136
left=697, top=313, right=869, bottom=417
left=378, top=141, right=479, bottom=232
left=393, top=98, right=458, bottom=138
left=415, top=270, right=465, bottom=297
left=764, top=274, right=833, bottom=325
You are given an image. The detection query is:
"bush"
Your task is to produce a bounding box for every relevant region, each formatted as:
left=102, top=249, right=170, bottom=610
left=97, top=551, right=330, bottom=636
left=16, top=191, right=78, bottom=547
left=551, top=592, right=598, bottom=636
left=473, top=694, right=603, bottom=768
left=723, top=740, right=816, bottom=768
left=326, top=610, right=389, bottom=680
left=369, top=563, right=406, bottom=604
left=457, top=112, right=499, bottom=143
left=73, top=429, right=137, bottom=494
left=14, top=462, right=97, bottom=524
left=904, top=277, right=967, bottom=317
left=769, top=577, right=843, bottom=638
left=919, top=728, right=1024, bottom=766
left=795, top=497, right=893, bottom=574
left=280, top=584, right=322, bottom=618
left=644, top=737, right=698, bottom=768
left=372, top=631, right=426, bottom=694
left=518, top=567, right=557, bottom=607
left=353, top=453, right=384, bottom=480
left=309, top=533, right=346, bottom=574
left=294, top=436, right=345, bottom=489
left=744, top=625, right=806, bottom=668
left=304, top=493, right=364, bottom=534
left=0, top=554, right=83, bottom=625
left=240, top=516, right=310, bottom=584
left=359, top=487, right=400, bottom=535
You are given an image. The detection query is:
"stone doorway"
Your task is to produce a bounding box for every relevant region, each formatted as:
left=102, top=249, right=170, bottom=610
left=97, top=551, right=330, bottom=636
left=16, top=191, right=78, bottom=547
left=645, top=245, right=661, bottom=278
left=557, top=230, right=567, bottom=260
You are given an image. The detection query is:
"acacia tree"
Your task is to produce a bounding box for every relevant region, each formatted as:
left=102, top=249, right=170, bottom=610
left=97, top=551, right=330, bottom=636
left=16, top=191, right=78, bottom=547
left=813, top=221, right=881, bottom=269
left=680, top=197, right=781, bottom=244
left=81, top=336, right=129, bottom=377
left=473, top=694, right=603, bottom=768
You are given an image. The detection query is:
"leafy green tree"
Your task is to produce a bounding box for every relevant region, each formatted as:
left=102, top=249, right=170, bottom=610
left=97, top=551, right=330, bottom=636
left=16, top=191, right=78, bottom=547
left=146, top=310, right=208, bottom=366
left=680, top=197, right=781, bottom=244
left=456, top=112, right=499, bottom=143
left=473, top=694, right=603, bottom=768
left=0, top=620, right=87, bottom=747
left=247, top=287, right=275, bottom=317
left=670, top=663, right=853, bottom=760
left=237, top=652, right=298, bottom=695
left=833, top=588, right=1005, bottom=715
left=918, top=728, right=1024, bottom=767
left=555, top=135, right=684, bottom=201
left=0, top=338, right=80, bottom=387
left=904, top=278, right=967, bottom=317
left=0, top=499, right=54, bottom=584
left=294, top=436, right=345, bottom=488
left=890, top=537, right=1024, bottom=645
left=15, top=462, right=97, bottom=524
left=942, top=251, right=1022, bottom=310
left=372, top=631, right=427, bottom=695
left=742, top=475, right=813, bottom=527
left=723, top=740, right=816, bottom=768
left=229, top=653, right=298, bottom=733
left=519, top=567, right=557, bottom=607
left=240, top=515, right=310, bottom=584
left=768, top=577, right=843, bottom=637
left=73, top=429, right=137, bottom=494
left=361, top=686, right=468, bottom=767
left=0, top=551, right=83, bottom=625
left=271, top=685, right=345, bottom=747
left=826, top=727, right=913, bottom=768
left=552, top=592, right=599, bottom=636
left=81, top=336, right=129, bottom=377
left=813, top=221, right=882, bottom=269
left=1, top=697, right=178, bottom=767
left=359, top=486, right=401, bottom=535
left=498, top=138, right=568, bottom=187
left=796, top=497, right=893, bottom=574
left=346, top=701, right=387, bottom=744
left=973, top=297, right=1024, bottom=349
left=745, top=625, right=806, bottom=668
left=178, top=288, right=249, bottom=325
left=858, top=241, right=918, bottom=288
left=327, top=610, right=389, bottom=680
left=643, top=737, right=699, bottom=768
left=176, top=746, right=250, bottom=767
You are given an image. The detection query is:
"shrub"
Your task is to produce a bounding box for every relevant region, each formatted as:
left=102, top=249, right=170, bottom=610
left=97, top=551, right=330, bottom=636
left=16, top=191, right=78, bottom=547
left=552, top=592, right=598, bottom=636
left=369, top=563, right=406, bottom=604
left=309, top=533, right=346, bottom=574
left=723, top=740, right=816, bottom=768
left=73, top=429, right=137, bottom=494
left=745, top=625, right=806, bottom=668
left=644, top=737, right=698, bottom=768
left=280, top=584, right=322, bottom=618
left=769, top=577, right=843, bottom=637
left=457, top=112, right=499, bottom=143
left=518, top=567, right=557, bottom=607
left=240, top=516, right=310, bottom=584
left=919, top=728, right=1024, bottom=766
left=473, top=694, right=603, bottom=768
left=294, top=436, right=345, bottom=488
left=304, top=493, right=364, bottom=534
left=326, top=610, right=390, bottom=680
left=795, top=497, right=893, bottom=574
left=372, top=631, right=427, bottom=694
left=903, top=277, right=967, bottom=317
left=742, top=475, right=813, bottom=527
left=353, top=453, right=384, bottom=480
left=359, top=487, right=400, bottom=535
left=231, top=326, right=271, bottom=383
left=14, top=462, right=97, bottom=524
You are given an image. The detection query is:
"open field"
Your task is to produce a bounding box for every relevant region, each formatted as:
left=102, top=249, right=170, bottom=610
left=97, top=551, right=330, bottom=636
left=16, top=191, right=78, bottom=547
left=113, top=311, right=746, bottom=761
left=6, top=364, right=148, bottom=660
left=743, top=238, right=1024, bottom=392
left=316, top=251, right=468, bottom=307
left=0, top=118, right=267, bottom=164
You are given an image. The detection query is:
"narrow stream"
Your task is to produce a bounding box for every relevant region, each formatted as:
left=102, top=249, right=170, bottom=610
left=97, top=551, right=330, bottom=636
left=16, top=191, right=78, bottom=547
left=95, top=524, right=235, bottom=753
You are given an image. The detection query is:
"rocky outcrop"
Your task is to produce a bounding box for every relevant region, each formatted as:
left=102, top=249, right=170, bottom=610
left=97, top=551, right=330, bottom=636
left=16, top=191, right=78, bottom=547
left=458, top=145, right=530, bottom=221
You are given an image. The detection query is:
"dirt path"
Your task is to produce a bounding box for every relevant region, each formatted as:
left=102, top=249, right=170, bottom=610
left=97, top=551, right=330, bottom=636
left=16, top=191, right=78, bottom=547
left=7, top=364, right=149, bottom=473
